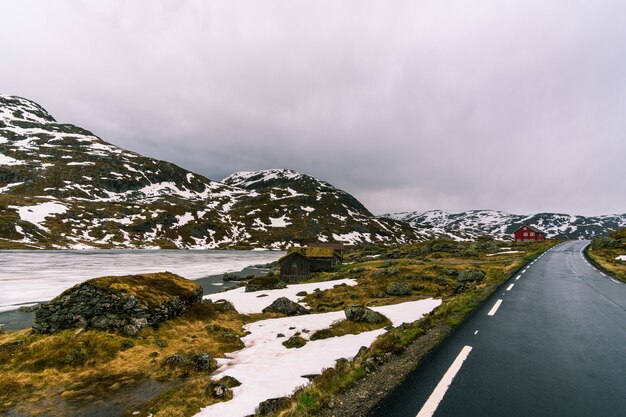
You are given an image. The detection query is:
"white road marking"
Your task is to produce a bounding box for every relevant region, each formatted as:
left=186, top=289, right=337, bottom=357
left=474, top=330, right=479, bottom=335
left=416, top=345, right=473, bottom=417
left=611, top=279, right=620, bottom=284
left=601, top=273, right=606, bottom=277
left=488, top=299, right=503, bottom=316
left=506, top=284, right=514, bottom=291
left=515, top=275, right=521, bottom=280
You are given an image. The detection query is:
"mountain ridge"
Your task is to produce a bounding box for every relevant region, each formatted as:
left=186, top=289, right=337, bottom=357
left=384, top=209, right=626, bottom=241
left=0, top=95, right=417, bottom=249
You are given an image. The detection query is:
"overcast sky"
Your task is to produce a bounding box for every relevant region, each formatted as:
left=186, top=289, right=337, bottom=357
left=1, top=1, right=625, bottom=216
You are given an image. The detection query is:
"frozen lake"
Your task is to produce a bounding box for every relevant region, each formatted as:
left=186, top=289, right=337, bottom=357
left=0, top=249, right=284, bottom=313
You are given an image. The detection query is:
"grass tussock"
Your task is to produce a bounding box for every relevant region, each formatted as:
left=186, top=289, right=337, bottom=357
left=0, top=301, right=248, bottom=416
left=587, top=228, right=626, bottom=282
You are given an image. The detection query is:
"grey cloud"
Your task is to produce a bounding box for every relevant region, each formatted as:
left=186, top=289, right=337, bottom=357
left=1, top=0, right=625, bottom=216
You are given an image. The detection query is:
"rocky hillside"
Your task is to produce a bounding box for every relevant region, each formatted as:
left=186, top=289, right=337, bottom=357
left=0, top=95, right=417, bottom=249
left=385, top=210, right=626, bottom=241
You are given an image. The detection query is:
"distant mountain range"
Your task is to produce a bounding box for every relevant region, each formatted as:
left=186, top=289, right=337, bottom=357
left=384, top=210, right=626, bottom=241
left=0, top=95, right=416, bottom=249
left=1, top=95, right=624, bottom=249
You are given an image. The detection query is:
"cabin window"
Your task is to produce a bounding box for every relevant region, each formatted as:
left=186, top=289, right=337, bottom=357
left=530, top=232, right=535, bottom=236
left=523, top=232, right=528, bottom=236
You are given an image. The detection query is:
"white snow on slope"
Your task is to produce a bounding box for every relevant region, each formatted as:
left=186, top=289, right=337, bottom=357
left=0, top=153, right=24, bottom=165
left=14, top=202, right=67, bottom=231
left=616, top=255, right=626, bottom=261
left=203, top=279, right=358, bottom=314
left=196, top=298, right=441, bottom=417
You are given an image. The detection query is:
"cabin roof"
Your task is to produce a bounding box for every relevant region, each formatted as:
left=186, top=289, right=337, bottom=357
left=279, top=247, right=337, bottom=263
left=514, top=224, right=544, bottom=234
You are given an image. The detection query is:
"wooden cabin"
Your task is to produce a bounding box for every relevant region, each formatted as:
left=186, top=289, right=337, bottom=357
left=279, top=246, right=341, bottom=283
left=514, top=225, right=546, bottom=242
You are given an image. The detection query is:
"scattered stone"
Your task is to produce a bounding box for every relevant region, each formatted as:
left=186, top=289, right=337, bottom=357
left=218, top=375, right=242, bottom=388
left=257, top=397, right=291, bottom=416
left=149, top=352, right=159, bottom=358
left=120, top=340, right=135, bottom=351
left=282, top=336, right=307, bottom=349
left=262, top=297, right=309, bottom=316
left=256, top=294, right=269, bottom=298
left=0, top=324, right=4, bottom=334
left=457, top=269, right=485, bottom=283
left=295, top=291, right=308, bottom=296
left=245, top=276, right=286, bottom=293
left=276, top=333, right=285, bottom=338
left=386, top=282, right=412, bottom=296
left=213, top=299, right=237, bottom=313
left=207, top=381, right=230, bottom=399
left=33, top=273, right=203, bottom=336
left=301, top=374, right=320, bottom=381
left=164, top=352, right=214, bottom=372
left=155, top=338, right=168, bottom=348
left=344, top=306, right=387, bottom=323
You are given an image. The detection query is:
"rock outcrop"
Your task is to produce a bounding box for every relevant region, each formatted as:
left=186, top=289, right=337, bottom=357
left=33, top=272, right=203, bottom=335
left=386, top=282, right=412, bottom=296
left=344, top=306, right=387, bottom=323
left=262, top=297, right=309, bottom=316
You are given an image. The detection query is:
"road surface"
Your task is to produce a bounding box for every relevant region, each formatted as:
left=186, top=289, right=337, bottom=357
left=369, top=241, right=626, bottom=417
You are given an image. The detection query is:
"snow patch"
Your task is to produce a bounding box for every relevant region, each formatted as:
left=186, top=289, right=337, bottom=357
left=196, top=298, right=441, bottom=417
left=14, top=202, right=67, bottom=231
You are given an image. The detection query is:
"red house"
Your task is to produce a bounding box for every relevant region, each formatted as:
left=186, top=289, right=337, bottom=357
left=514, top=225, right=546, bottom=242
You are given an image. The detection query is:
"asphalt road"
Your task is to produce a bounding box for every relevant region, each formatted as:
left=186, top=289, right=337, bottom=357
left=370, top=241, right=626, bottom=417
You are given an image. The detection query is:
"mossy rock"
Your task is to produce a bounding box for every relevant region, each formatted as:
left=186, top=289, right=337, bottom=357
left=245, top=276, right=287, bottom=292
left=282, top=336, right=307, bottom=349
left=33, top=272, right=203, bottom=335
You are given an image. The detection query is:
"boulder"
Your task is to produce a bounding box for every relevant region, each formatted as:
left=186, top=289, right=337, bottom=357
left=33, top=272, right=203, bottom=336
left=245, top=276, right=286, bottom=292
left=386, top=282, right=412, bottom=296
left=457, top=269, right=485, bottom=283
left=257, top=397, right=291, bottom=416
left=344, top=306, right=386, bottom=323
left=262, top=297, right=309, bottom=316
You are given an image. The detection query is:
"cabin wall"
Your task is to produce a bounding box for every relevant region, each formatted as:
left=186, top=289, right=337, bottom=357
left=280, top=255, right=311, bottom=283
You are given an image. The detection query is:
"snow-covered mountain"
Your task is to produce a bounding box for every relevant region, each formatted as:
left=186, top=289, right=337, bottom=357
left=0, top=95, right=417, bottom=249
left=385, top=210, right=626, bottom=241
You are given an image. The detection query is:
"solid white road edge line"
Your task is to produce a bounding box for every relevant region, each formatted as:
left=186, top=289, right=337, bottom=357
left=506, top=284, right=514, bottom=291
left=416, top=345, right=473, bottom=417
left=488, top=299, right=503, bottom=316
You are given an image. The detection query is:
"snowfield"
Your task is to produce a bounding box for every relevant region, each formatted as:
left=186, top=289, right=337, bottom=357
left=196, top=298, right=442, bottom=417
left=616, top=255, right=626, bottom=261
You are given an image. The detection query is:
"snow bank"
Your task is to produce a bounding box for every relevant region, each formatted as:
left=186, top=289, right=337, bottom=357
left=203, top=279, right=358, bottom=314
left=196, top=298, right=441, bottom=417
left=616, top=255, right=626, bottom=262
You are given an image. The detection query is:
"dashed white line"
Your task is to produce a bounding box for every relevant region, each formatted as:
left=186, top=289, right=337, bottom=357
left=416, top=345, right=473, bottom=417
left=474, top=330, right=479, bottom=335
left=488, top=299, right=503, bottom=316
left=515, top=275, right=521, bottom=280
left=506, top=284, right=514, bottom=291
left=611, top=279, right=620, bottom=284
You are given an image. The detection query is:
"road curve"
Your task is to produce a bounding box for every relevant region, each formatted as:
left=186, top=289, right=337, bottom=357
left=369, top=241, right=626, bottom=417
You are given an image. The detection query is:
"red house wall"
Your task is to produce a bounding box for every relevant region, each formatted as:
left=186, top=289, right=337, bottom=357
left=514, top=226, right=546, bottom=242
